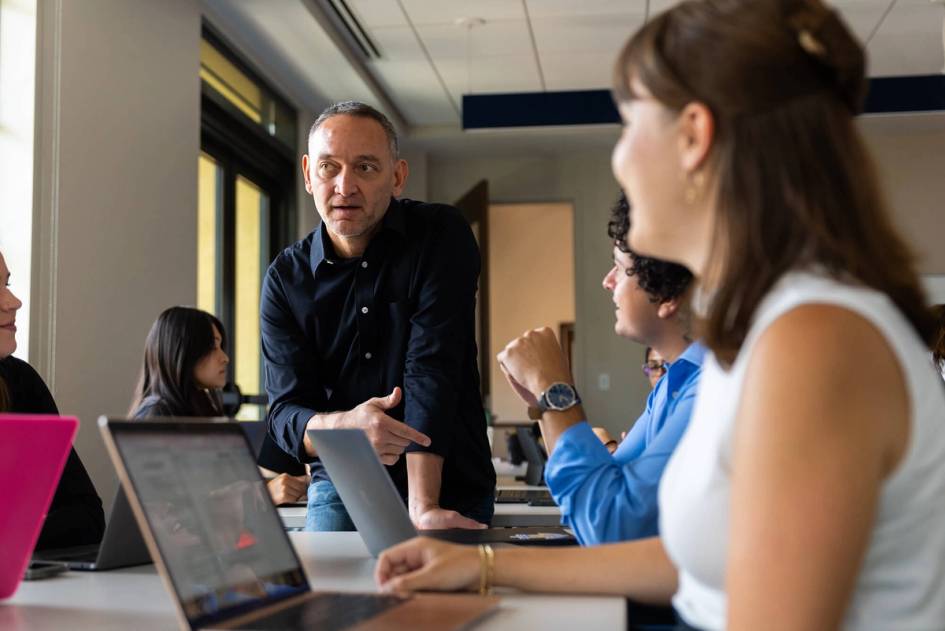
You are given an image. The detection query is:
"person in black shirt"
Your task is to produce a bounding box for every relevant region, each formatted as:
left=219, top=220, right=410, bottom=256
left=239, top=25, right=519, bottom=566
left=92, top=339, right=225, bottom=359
left=0, top=251, right=105, bottom=550
left=262, top=101, right=495, bottom=531
left=129, top=306, right=309, bottom=505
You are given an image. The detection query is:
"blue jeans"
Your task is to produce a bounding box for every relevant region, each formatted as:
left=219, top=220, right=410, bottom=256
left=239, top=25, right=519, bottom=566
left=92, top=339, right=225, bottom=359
left=304, top=479, right=496, bottom=531
left=305, top=480, right=356, bottom=531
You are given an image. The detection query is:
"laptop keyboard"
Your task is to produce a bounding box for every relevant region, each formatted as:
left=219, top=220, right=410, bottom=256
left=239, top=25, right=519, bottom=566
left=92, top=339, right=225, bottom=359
left=495, top=489, right=552, bottom=503
left=34, top=544, right=99, bottom=563
left=236, top=593, right=407, bottom=631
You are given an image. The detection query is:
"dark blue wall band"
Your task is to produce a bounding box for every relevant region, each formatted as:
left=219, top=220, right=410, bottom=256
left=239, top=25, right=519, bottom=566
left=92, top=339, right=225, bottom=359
left=864, top=75, right=945, bottom=114
left=462, top=75, right=945, bottom=129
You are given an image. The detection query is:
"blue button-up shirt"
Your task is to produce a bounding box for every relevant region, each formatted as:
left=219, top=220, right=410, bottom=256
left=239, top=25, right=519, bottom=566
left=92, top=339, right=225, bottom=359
left=545, top=342, right=706, bottom=545
left=260, top=198, right=495, bottom=511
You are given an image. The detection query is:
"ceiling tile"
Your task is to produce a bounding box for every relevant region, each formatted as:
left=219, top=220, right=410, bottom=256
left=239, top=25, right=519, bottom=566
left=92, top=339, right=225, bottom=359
left=369, top=59, right=460, bottom=125
left=650, top=0, right=898, bottom=34
left=868, top=1, right=945, bottom=75
left=436, top=54, right=543, bottom=105
left=531, top=14, right=646, bottom=55
left=832, top=2, right=894, bottom=45
left=369, top=25, right=428, bottom=61
left=399, top=0, right=526, bottom=26
left=525, top=0, right=648, bottom=19
left=362, top=25, right=458, bottom=125
left=541, top=51, right=620, bottom=91
left=415, top=20, right=535, bottom=59
left=346, top=0, right=409, bottom=28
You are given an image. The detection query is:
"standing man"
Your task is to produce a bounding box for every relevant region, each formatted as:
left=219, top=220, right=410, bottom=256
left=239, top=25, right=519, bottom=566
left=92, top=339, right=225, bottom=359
left=262, top=101, right=495, bottom=531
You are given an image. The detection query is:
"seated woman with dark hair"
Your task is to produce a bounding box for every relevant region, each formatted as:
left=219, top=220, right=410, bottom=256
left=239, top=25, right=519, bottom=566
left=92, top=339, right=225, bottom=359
left=130, top=306, right=308, bottom=505
left=129, top=306, right=231, bottom=419
left=0, top=251, right=105, bottom=550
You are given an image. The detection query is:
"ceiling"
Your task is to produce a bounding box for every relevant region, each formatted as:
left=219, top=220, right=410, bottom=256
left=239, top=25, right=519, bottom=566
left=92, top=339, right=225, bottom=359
left=201, top=0, right=945, bottom=149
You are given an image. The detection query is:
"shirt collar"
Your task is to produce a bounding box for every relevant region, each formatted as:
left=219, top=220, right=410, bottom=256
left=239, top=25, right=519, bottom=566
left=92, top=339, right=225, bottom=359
left=309, top=197, right=405, bottom=273
left=659, top=341, right=706, bottom=396
left=381, top=197, right=407, bottom=239
left=670, top=341, right=707, bottom=370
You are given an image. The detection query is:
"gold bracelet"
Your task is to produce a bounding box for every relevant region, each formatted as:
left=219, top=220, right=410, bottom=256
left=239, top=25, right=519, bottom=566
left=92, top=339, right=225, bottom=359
left=478, top=543, right=495, bottom=595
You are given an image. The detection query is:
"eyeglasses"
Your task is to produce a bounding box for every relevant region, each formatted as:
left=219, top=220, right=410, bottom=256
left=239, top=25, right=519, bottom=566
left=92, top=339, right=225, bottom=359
left=641, top=360, right=668, bottom=377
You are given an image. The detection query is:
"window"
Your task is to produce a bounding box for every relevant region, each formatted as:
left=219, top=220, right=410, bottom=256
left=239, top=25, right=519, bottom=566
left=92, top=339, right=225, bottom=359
left=197, top=25, right=297, bottom=421
left=197, top=152, right=223, bottom=317
left=0, top=0, right=38, bottom=361
left=199, top=36, right=296, bottom=148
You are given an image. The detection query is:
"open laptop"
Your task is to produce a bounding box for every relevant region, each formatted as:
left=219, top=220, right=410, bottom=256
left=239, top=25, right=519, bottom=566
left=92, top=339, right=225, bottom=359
left=99, top=417, right=498, bottom=631
left=309, top=429, right=575, bottom=557
left=515, top=426, right=547, bottom=487
left=1, top=414, right=77, bottom=598
left=33, top=486, right=150, bottom=570
left=495, top=428, right=554, bottom=505
left=494, top=488, right=554, bottom=505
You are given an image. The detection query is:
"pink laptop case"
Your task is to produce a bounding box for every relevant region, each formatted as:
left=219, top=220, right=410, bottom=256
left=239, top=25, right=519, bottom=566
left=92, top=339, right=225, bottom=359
left=0, top=414, right=78, bottom=598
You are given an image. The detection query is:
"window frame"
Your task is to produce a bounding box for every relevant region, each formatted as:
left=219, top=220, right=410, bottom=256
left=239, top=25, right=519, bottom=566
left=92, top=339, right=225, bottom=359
left=199, top=23, right=298, bottom=402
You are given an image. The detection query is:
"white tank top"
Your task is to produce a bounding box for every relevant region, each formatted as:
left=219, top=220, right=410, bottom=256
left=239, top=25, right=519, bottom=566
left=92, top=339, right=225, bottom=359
left=659, top=270, right=945, bottom=630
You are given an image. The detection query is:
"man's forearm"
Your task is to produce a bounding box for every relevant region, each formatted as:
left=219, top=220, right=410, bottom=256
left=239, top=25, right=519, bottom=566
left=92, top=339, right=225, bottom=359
left=406, top=452, right=444, bottom=518
left=301, top=410, right=347, bottom=457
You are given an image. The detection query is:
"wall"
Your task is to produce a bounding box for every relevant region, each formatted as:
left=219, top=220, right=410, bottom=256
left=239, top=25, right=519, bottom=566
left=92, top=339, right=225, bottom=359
left=296, top=107, right=317, bottom=239
left=426, top=114, right=945, bottom=438
left=488, top=202, right=575, bottom=424
left=428, top=148, right=651, bottom=439
left=32, top=0, right=201, bottom=509
left=859, top=115, right=945, bottom=274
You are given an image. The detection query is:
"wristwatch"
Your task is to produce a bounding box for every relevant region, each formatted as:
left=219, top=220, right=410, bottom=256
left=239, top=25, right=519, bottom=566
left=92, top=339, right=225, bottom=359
left=536, top=382, right=581, bottom=413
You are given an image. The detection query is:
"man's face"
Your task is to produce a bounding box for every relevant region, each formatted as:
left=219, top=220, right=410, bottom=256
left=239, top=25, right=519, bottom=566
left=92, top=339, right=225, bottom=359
left=302, top=114, right=407, bottom=250
left=601, top=246, right=662, bottom=343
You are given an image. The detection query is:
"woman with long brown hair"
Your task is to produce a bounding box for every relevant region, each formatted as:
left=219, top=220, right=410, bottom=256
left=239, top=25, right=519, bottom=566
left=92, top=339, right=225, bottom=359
left=0, top=251, right=105, bottom=550
left=129, top=306, right=230, bottom=419
left=372, top=1, right=945, bottom=629
left=130, top=306, right=308, bottom=505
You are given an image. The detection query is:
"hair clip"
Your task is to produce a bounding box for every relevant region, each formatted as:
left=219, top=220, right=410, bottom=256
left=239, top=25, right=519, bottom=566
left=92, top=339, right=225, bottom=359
left=797, top=29, right=827, bottom=58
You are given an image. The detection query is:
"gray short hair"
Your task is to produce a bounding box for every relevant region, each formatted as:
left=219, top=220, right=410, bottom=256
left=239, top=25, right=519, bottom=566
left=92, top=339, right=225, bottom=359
left=309, top=101, right=399, bottom=159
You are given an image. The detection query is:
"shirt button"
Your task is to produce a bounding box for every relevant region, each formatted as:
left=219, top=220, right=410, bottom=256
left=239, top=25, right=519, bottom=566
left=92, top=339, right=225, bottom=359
left=672, top=391, right=680, bottom=398
left=361, top=261, right=368, bottom=269
left=361, top=306, right=369, bottom=314
left=364, top=352, right=372, bottom=359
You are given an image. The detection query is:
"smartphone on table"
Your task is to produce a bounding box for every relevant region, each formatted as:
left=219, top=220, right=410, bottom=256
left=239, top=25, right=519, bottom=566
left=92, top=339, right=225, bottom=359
left=23, top=560, right=68, bottom=580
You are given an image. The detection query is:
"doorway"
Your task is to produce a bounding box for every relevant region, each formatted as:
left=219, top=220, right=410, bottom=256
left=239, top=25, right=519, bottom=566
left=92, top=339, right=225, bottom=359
left=488, top=202, right=576, bottom=424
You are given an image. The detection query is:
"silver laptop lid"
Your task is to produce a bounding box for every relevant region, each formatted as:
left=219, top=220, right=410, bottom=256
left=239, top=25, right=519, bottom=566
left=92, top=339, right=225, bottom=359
left=100, top=418, right=309, bottom=630
left=308, top=429, right=418, bottom=557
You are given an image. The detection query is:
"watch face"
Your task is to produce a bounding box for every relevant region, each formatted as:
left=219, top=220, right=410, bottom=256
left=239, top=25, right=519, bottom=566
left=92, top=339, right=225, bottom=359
left=546, top=383, right=576, bottom=410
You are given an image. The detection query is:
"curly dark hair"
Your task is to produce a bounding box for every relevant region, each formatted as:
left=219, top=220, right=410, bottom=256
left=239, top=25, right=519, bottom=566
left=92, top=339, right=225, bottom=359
left=607, top=192, right=693, bottom=304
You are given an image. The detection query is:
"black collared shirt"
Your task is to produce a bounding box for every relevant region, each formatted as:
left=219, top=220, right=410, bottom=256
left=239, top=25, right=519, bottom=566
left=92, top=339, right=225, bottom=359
left=0, top=356, right=106, bottom=550
left=261, top=198, right=495, bottom=511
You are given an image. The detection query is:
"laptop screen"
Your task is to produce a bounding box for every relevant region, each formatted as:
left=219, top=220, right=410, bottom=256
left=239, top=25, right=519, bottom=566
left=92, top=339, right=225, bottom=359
left=108, top=422, right=309, bottom=629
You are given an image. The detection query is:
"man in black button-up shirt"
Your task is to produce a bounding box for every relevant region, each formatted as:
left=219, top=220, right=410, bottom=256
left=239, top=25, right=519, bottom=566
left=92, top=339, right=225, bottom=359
left=262, top=101, right=495, bottom=531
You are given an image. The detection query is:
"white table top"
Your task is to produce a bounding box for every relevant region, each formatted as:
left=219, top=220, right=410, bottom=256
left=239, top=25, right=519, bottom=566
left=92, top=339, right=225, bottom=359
left=4, top=532, right=624, bottom=630
left=278, top=484, right=562, bottom=529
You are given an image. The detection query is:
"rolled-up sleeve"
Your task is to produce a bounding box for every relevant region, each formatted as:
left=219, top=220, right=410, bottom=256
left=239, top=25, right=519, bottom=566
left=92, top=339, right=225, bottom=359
left=546, top=388, right=696, bottom=545
left=402, top=212, right=480, bottom=458
left=261, top=266, right=325, bottom=462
